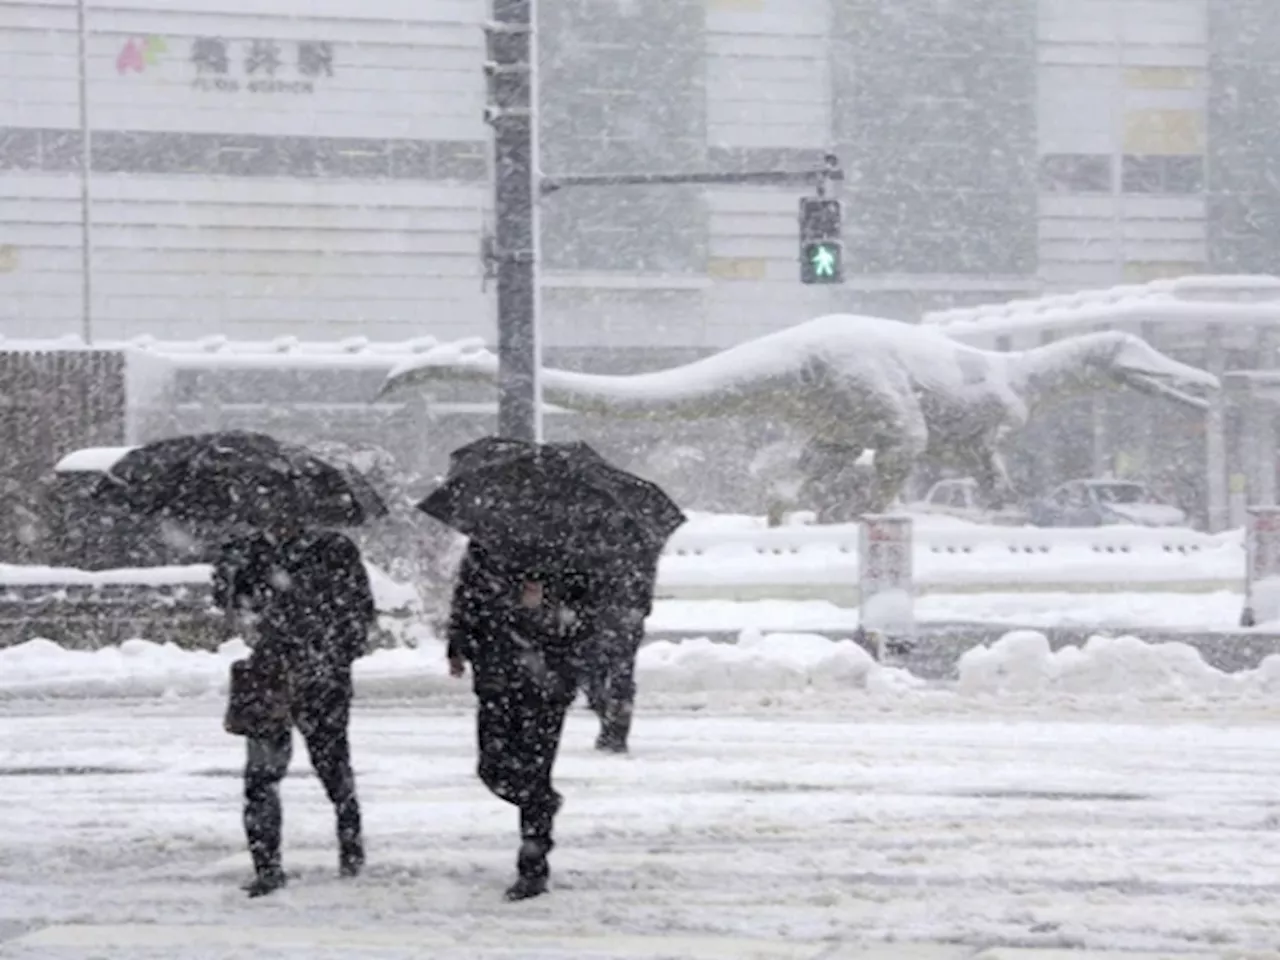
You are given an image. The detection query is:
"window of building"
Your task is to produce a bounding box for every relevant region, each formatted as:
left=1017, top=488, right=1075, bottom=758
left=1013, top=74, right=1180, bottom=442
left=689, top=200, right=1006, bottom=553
left=1165, top=155, right=1206, bottom=193
left=1039, top=154, right=1112, bottom=193
left=1121, top=155, right=1205, bottom=194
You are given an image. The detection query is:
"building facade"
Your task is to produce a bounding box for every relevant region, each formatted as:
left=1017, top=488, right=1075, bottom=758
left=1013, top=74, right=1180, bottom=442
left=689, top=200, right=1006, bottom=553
left=0, top=0, right=1246, bottom=357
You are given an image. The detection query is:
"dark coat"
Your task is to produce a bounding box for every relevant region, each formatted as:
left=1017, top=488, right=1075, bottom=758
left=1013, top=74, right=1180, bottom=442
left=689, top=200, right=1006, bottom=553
left=588, top=552, right=659, bottom=619
left=446, top=543, right=591, bottom=699
left=213, top=529, right=377, bottom=675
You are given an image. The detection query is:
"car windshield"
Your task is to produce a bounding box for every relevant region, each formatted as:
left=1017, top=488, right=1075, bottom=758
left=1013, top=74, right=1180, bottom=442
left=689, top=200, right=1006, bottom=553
left=1092, top=483, right=1148, bottom=505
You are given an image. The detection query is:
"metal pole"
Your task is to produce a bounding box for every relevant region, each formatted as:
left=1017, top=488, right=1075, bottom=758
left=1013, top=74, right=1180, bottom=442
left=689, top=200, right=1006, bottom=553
left=487, top=0, right=539, bottom=442
left=542, top=163, right=844, bottom=193
left=75, top=0, right=93, bottom=344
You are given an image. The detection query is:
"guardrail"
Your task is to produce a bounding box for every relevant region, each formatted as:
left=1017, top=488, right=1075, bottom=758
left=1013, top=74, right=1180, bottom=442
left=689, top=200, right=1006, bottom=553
left=656, top=521, right=1245, bottom=602
left=663, top=519, right=1230, bottom=557
left=0, top=520, right=1253, bottom=651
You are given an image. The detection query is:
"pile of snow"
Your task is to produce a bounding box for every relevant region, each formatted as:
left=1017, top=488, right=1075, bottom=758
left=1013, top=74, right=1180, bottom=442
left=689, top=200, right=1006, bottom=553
left=0, top=630, right=914, bottom=702
left=4, top=627, right=1280, bottom=706
left=636, top=630, right=920, bottom=696
left=957, top=629, right=1280, bottom=700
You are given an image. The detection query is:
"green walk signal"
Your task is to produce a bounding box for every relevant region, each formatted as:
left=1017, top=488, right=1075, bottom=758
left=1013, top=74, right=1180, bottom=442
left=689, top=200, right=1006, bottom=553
left=811, top=244, right=836, bottom=275
left=801, top=240, right=843, bottom=284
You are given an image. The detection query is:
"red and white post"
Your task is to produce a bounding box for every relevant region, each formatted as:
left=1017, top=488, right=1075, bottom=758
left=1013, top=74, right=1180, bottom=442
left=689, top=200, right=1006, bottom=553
left=858, top=514, right=914, bottom=652
left=1243, top=507, right=1280, bottom=627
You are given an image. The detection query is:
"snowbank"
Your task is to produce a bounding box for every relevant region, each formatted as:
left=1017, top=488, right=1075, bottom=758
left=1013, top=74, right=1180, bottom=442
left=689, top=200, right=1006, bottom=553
left=957, top=629, right=1280, bottom=700
left=636, top=630, right=921, bottom=696
left=5, top=627, right=1280, bottom=706
left=0, top=630, right=913, bottom=702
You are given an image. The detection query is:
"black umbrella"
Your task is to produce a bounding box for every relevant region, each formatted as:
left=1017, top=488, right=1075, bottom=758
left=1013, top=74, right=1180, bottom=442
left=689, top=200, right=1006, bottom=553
left=90, top=430, right=388, bottom=529
left=418, top=436, right=686, bottom=573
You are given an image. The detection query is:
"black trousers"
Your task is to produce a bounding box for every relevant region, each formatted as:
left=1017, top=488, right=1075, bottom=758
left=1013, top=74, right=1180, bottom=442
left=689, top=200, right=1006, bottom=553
left=243, top=670, right=361, bottom=876
left=583, top=610, right=645, bottom=730
left=475, top=680, right=573, bottom=847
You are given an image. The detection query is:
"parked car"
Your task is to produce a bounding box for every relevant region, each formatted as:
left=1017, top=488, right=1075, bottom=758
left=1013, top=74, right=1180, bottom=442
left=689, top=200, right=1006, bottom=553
left=908, top=477, right=1029, bottom=526
left=1028, top=478, right=1187, bottom=528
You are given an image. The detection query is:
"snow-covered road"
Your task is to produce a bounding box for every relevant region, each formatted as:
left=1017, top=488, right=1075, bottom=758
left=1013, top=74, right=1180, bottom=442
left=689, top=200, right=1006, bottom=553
left=2, top=699, right=1279, bottom=958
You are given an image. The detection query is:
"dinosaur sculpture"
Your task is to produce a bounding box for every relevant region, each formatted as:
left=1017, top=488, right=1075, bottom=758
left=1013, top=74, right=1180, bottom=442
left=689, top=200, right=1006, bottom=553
left=378, top=314, right=1219, bottom=514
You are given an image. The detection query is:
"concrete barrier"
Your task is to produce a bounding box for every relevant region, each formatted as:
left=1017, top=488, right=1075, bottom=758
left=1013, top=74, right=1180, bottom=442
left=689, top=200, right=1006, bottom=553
left=0, top=570, right=418, bottom=652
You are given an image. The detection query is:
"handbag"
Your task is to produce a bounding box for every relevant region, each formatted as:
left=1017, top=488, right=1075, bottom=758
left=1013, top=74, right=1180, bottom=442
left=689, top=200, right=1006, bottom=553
left=224, top=655, right=292, bottom=739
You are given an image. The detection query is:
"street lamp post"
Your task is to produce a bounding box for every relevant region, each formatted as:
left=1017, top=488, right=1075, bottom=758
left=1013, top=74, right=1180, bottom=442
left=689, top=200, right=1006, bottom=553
left=75, top=0, right=94, bottom=344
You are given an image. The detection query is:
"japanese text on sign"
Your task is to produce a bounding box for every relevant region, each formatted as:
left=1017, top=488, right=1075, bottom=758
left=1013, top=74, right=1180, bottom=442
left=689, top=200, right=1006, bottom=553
left=862, top=518, right=909, bottom=585
left=191, top=38, right=335, bottom=94
left=1246, top=507, right=1280, bottom=625
left=1248, top=508, right=1280, bottom=579
left=858, top=515, right=914, bottom=636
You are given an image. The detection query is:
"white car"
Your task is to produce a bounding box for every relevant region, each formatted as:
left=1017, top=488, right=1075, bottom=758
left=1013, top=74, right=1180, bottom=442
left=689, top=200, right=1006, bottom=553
left=909, top=478, right=1029, bottom=526
left=1029, top=479, right=1187, bottom=528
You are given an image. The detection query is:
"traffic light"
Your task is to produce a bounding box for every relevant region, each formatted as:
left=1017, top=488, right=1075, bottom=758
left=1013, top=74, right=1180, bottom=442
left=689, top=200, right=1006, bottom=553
left=799, top=197, right=843, bottom=284
left=803, top=241, right=841, bottom=282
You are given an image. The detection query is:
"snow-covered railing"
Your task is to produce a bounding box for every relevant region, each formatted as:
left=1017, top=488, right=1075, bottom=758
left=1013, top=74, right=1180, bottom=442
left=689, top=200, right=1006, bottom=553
left=5, top=275, right=1280, bottom=358
left=656, top=521, right=1244, bottom=600
left=0, top=333, right=498, bottom=373
left=662, top=519, right=1225, bottom=558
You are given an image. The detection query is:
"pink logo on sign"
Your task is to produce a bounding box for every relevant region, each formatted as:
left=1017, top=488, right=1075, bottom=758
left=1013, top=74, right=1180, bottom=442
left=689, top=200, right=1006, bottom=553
left=117, top=36, right=167, bottom=75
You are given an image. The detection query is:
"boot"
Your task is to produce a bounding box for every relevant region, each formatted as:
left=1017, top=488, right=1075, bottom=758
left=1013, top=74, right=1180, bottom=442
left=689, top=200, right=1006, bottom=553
left=242, top=868, right=287, bottom=898
left=506, top=795, right=562, bottom=901
left=244, top=778, right=285, bottom=897
left=338, top=808, right=364, bottom=878
left=504, top=838, right=550, bottom=901
left=244, top=805, right=286, bottom=898
left=594, top=702, right=633, bottom=754
left=339, top=837, right=364, bottom=878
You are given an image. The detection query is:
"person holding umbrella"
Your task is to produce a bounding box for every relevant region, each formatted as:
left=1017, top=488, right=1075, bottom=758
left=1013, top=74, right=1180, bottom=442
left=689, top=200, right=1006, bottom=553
left=446, top=543, right=589, bottom=901
left=423, top=436, right=686, bottom=900
left=215, top=520, right=378, bottom=897
left=89, top=430, right=387, bottom=897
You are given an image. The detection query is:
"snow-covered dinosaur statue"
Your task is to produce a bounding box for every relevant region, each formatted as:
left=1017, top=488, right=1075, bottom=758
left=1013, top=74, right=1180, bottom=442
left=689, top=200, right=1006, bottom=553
left=377, top=314, right=1219, bottom=513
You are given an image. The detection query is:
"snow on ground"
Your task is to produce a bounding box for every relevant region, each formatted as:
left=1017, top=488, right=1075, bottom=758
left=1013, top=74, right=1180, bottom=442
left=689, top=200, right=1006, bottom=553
left=5, top=629, right=1280, bottom=716
left=648, top=591, right=1248, bottom=632
left=5, top=629, right=1280, bottom=955
left=2, top=698, right=1280, bottom=957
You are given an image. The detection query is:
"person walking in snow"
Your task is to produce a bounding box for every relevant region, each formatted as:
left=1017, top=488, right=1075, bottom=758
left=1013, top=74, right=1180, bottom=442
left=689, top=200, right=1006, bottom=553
left=215, top=522, right=377, bottom=898
left=581, top=554, right=659, bottom=754
left=446, top=541, right=590, bottom=901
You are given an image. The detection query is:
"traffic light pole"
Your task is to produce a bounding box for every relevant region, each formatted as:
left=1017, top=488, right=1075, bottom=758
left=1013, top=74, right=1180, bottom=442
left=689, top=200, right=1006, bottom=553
left=486, top=0, right=540, bottom=443
left=540, top=156, right=843, bottom=195
left=485, top=1, right=843, bottom=440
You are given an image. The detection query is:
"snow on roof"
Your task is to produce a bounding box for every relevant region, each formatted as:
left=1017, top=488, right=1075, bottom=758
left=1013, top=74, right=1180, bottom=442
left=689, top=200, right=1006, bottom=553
left=925, top=275, right=1280, bottom=339
left=9, top=274, right=1280, bottom=363
left=53, top=446, right=138, bottom=474
left=0, top=333, right=489, bottom=369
